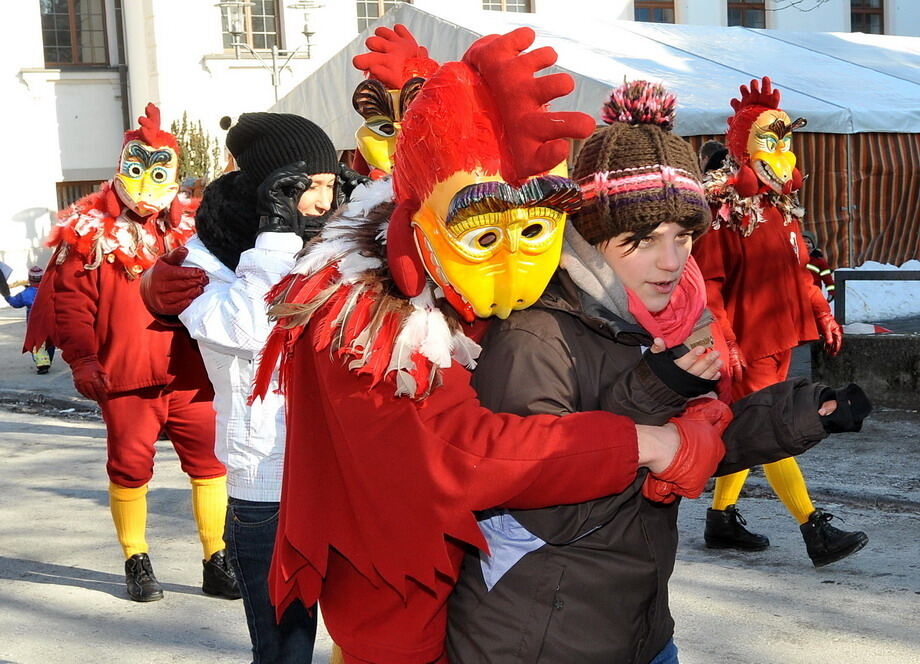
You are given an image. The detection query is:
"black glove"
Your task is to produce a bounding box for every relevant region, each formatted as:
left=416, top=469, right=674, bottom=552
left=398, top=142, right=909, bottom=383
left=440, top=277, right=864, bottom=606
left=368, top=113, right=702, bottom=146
left=819, top=383, right=872, bottom=433
left=257, top=163, right=313, bottom=237
left=337, top=164, right=371, bottom=207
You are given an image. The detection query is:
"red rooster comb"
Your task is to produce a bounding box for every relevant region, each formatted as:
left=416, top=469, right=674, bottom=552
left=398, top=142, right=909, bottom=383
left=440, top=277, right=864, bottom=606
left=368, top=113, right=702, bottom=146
left=726, top=76, right=784, bottom=162
left=122, top=102, right=180, bottom=152
left=387, top=27, right=594, bottom=298
left=352, top=24, right=439, bottom=89
left=461, top=27, right=596, bottom=185
left=730, top=76, right=781, bottom=114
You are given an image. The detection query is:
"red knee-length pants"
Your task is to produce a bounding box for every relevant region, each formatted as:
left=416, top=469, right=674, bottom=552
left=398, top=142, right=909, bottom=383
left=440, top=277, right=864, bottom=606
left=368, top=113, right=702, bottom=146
left=100, top=385, right=222, bottom=488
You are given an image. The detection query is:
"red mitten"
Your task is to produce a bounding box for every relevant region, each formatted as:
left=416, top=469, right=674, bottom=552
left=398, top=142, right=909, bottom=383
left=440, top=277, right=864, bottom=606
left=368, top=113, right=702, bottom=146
left=70, top=356, right=110, bottom=402
left=815, top=311, right=843, bottom=356
left=139, top=247, right=207, bottom=317
left=642, top=399, right=731, bottom=504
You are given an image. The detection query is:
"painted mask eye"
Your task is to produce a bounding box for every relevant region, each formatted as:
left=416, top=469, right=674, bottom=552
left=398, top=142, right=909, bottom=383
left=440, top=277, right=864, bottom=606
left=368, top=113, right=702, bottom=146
left=367, top=119, right=397, bottom=138
left=521, top=219, right=551, bottom=239
left=457, top=226, right=503, bottom=258
left=150, top=167, right=169, bottom=183
left=124, top=162, right=144, bottom=178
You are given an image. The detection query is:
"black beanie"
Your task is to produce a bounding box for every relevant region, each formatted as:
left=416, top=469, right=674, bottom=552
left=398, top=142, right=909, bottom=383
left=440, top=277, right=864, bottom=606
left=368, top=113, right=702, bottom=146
left=226, top=112, right=338, bottom=185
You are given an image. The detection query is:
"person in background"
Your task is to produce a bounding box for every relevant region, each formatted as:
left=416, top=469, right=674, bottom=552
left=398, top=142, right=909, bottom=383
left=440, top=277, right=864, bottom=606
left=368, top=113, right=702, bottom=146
left=694, top=77, right=867, bottom=567
left=1, top=266, right=55, bottom=373
left=142, top=111, right=351, bottom=663
left=25, top=104, right=239, bottom=603
left=802, top=230, right=835, bottom=301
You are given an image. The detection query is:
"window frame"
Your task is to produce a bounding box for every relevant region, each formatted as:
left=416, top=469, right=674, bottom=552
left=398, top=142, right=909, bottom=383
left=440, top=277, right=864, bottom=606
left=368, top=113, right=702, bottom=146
left=851, top=0, right=885, bottom=34
left=634, top=0, right=675, bottom=23
left=356, top=0, right=412, bottom=32
left=221, top=0, right=284, bottom=53
left=40, top=0, right=111, bottom=67
left=481, top=0, right=533, bottom=12
left=727, top=0, right=766, bottom=29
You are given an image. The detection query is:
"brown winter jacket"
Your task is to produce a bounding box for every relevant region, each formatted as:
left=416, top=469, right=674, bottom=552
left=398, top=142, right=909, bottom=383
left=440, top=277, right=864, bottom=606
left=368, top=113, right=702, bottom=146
left=447, top=271, right=829, bottom=664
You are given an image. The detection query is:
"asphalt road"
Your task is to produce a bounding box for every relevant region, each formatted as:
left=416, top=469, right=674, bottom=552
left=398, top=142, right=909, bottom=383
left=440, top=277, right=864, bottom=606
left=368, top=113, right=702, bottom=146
left=0, top=309, right=918, bottom=664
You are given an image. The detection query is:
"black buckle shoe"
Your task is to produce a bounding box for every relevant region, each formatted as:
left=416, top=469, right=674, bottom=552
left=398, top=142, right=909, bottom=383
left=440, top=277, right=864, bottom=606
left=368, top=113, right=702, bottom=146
left=202, top=550, right=241, bottom=599
left=125, top=553, right=164, bottom=602
left=705, top=504, right=770, bottom=551
left=800, top=509, right=868, bottom=567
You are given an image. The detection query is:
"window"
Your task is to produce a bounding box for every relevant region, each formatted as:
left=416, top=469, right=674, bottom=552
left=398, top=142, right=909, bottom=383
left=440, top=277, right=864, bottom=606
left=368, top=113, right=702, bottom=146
left=56, top=181, right=101, bottom=211
left=482, top=0, right=532, bottom=11
left=851, top=0, right=884, bottom=34
left=357, top=0, right=410, bottom=31
left=634, top=1, right=675, bottom=23
left=221, top=0, right=281, bottom=51
left=40, top=0, right=109, bottom=66
left=727, top=0, right=765, bottom=28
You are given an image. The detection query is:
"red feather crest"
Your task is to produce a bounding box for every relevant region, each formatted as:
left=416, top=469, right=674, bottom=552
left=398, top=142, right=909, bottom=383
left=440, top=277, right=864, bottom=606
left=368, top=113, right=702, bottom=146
left=122, top=102, right=180, bottom=152
left=352, top=24, right=439, bottom=89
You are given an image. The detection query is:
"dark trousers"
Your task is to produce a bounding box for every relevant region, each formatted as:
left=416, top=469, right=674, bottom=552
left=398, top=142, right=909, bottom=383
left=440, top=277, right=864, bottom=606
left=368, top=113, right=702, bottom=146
left=226, top=498, right=317, bottom=663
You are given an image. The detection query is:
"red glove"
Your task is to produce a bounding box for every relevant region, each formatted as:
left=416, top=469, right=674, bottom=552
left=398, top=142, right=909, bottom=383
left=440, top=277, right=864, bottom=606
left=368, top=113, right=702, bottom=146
left=70, top=356, right=110, bottom=402
left=726, top=338, right=746, bottom=384
left=139, top=247, right=207, bottom=317
left=815, top=311, right=843, bottom=356
left=642, top=399, right=731, bottom=504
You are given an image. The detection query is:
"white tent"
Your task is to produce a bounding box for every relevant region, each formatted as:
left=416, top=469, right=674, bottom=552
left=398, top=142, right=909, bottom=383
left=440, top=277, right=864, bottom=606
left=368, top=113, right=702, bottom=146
left=271, top=3, right=920, bottom=148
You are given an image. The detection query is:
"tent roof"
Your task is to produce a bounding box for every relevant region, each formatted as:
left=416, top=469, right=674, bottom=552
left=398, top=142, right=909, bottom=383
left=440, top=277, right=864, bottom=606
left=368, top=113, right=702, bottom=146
left=271, top=4, right=920, bottom=149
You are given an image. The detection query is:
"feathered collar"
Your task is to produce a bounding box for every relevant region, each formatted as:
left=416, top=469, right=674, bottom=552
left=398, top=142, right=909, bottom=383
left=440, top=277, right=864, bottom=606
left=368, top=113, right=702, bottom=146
left=704, top=162, right=804, bottom=237
left=49, top=182, right=197, bottom=278
left=253, top=178, right=481, bottom=401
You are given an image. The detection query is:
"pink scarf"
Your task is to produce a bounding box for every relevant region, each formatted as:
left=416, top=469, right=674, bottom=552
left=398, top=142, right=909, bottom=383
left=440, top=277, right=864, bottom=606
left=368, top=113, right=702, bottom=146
left=626, top=256, right=707, bottom=348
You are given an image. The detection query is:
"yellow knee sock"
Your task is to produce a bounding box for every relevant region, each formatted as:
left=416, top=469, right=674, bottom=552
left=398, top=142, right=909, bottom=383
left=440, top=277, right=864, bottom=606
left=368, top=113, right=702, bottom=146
left=764, top=457, right=815, bottom=525
left=330, top=644, right=345, bottom=664
left=109, top=482, right=149, bottom=559
left=712, top=469, right=750, bottom=511
left=190, top=476, right=228, bottom=559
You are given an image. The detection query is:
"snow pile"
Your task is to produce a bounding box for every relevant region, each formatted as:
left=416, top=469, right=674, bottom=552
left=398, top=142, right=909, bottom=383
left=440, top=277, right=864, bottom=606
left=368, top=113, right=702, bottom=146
left=837, top=260, right=920, bottom=323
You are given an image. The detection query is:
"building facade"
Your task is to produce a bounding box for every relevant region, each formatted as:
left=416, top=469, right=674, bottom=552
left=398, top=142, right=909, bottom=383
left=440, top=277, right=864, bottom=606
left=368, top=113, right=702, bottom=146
left=1, top=0, right=917, bottom=282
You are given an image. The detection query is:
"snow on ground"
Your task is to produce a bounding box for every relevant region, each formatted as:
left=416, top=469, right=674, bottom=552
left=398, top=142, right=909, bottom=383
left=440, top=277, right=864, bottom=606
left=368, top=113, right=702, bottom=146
left=837, top=260, right=920, bottom=323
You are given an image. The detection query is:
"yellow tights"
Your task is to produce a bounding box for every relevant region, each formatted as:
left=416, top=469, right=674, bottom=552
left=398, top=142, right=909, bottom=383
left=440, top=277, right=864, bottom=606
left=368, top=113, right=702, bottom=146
left=109, top=482, right=149, bottom=558
left=190, top=476, right=229, bottom=559
left=712, top=456, right=815, bottom=525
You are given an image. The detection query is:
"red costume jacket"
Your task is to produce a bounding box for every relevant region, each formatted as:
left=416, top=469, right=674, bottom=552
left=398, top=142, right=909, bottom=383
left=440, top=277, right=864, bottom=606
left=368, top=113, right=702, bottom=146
left=693, top=202, right=829, bottom=362
left=256, top=198, right=642, bottom=664
left=27, top=186, right=208, bottom=394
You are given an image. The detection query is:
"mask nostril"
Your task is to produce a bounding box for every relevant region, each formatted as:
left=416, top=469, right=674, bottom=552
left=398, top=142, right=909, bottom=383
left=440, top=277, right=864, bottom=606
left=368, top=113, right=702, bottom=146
left=516, top=299, right=524, bottom=303
left=490, top=303, right=496, bottom=309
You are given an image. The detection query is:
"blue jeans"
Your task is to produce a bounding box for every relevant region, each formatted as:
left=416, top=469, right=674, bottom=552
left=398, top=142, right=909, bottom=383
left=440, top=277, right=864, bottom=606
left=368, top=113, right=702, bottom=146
left=226, top=498, right=317, bottom=663
left=649, top=639, right=679, bottom=664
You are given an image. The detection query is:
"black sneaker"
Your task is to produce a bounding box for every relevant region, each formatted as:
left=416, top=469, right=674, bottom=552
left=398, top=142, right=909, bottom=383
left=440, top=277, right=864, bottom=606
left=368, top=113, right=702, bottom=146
left=800, top=509, right=868, bottom=567
left=36, top=366, right=50, bottom=375
left=202, top=550, right=241, bottom=599
left=125, top=553, right=164, bottom=602
left=704, top=504, right=770, bottom=551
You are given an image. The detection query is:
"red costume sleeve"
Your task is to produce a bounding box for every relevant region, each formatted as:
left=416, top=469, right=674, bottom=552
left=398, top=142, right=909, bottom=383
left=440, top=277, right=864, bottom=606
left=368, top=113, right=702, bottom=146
left=52, top=251, right=100, bottom=363
left=271, top=331, right=639, bottom=617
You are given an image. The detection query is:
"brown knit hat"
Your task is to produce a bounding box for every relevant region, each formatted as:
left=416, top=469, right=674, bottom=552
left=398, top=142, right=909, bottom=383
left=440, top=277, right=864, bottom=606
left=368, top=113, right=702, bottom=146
left=571, top=81, right=710, bottom=246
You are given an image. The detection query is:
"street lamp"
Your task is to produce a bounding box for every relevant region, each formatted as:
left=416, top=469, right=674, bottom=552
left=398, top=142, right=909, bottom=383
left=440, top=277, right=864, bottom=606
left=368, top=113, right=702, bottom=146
left=216, top=0, right=323, bottom=103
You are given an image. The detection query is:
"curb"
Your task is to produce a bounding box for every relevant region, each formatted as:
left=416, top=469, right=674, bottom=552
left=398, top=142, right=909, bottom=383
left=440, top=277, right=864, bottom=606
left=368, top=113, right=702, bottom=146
left=0, top=388, right=99, bottom=417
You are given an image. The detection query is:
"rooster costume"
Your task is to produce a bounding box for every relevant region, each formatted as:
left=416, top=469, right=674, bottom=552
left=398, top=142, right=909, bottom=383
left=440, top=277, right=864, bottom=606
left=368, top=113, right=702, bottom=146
left=26, top=104, right=238, bottom=601
left=250, top=29, right=709, bottom=664
left=693, top=78, right=867, bottom=566
left=350, top=24, right=438, bottom=179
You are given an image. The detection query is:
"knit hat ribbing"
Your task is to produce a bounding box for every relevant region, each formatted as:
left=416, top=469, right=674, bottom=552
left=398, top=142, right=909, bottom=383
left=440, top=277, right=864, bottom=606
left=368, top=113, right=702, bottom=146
left=571, top=82, right=710, bottom=246
left=226, top=112, right=338, bottom=186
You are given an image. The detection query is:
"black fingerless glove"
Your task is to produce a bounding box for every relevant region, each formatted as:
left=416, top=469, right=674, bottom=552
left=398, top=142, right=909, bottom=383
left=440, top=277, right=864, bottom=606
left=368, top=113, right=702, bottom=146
left=819, top=383, right=872, bottom=433
left=257, top=162, right=312, bottom=237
